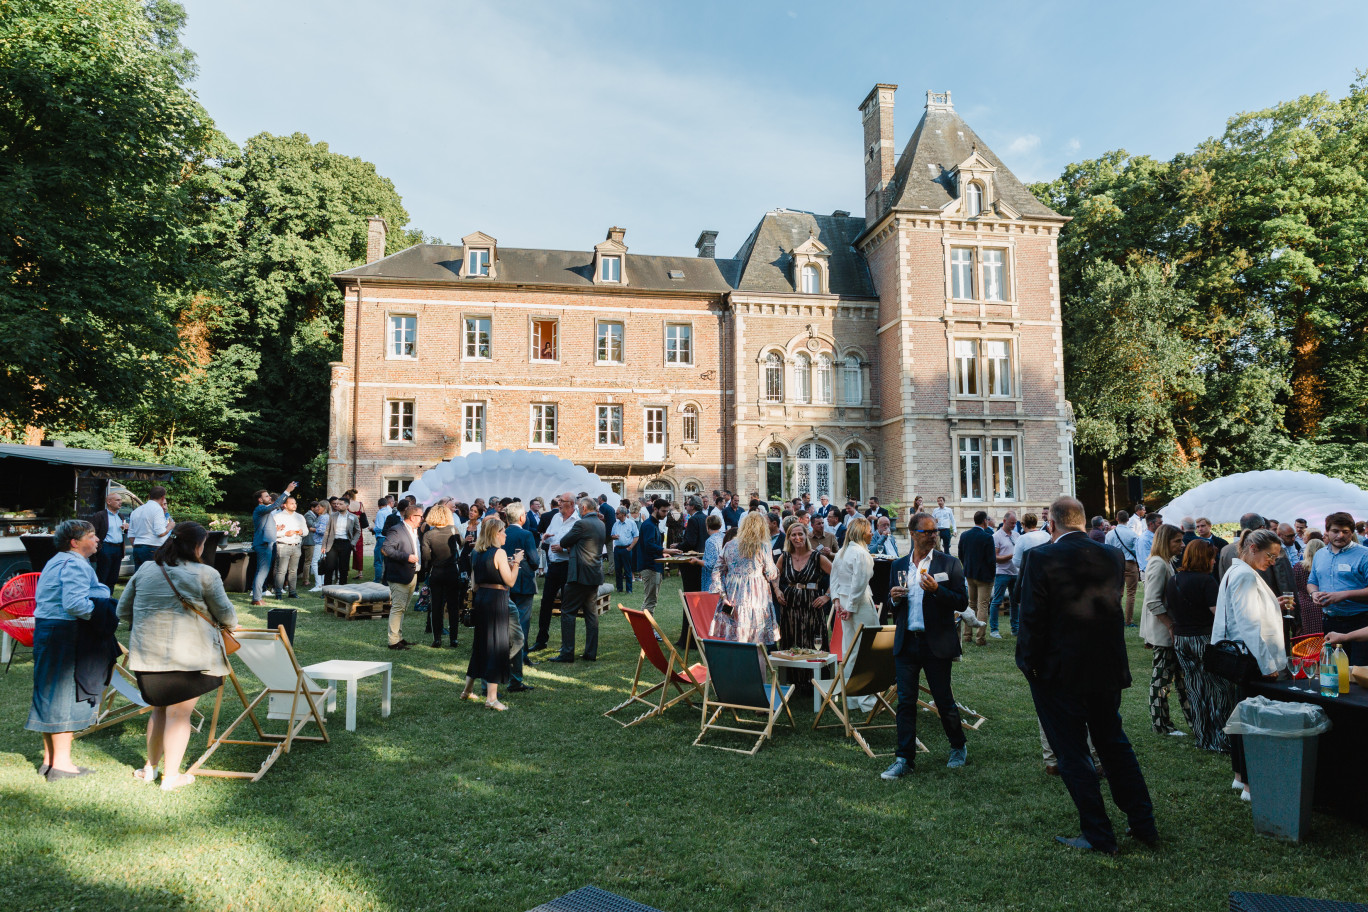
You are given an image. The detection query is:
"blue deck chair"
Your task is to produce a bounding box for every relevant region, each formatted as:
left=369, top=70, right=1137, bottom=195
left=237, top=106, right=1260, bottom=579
left=692, top=638, right=795, bottom=756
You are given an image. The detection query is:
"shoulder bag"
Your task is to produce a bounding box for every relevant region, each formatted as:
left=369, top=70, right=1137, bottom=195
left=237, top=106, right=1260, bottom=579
left=1203, top=638, right=1260, bottom=685
left=159, top=563, right=240, bottom=655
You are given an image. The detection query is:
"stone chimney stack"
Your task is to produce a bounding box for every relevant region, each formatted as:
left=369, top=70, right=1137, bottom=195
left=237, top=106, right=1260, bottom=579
left=366, top=216, right=388, bottom=263
left=694, top=230, right=718, bottom=258
left=858, top=83, right=897, bottom=223
left=606, top=226, right=626, bottom=244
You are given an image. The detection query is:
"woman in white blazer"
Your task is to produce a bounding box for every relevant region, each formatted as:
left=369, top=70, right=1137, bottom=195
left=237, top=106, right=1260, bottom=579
left=829, top=517, right=878, bottom=711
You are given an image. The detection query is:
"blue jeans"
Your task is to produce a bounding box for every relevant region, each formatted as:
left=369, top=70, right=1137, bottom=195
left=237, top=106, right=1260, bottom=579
left=614, top=547, right=633, bottom=592
left=989, top=574, right=1015, bottom=634
left=132, top=544, right=157, bottom=570
left=373, top=540, right=386, bottom=582
left=251, top=543, right=275, bottom=601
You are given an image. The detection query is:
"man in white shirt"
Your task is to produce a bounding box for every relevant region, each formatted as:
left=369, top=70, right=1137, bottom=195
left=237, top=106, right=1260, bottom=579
left=272, top=495, right=310, bottom=598
left=610, top=507, right=638, bottom=593
left=1139, top=512, right=1162, bottom=562
left=988, top=512, right=1019, bottom=639
left=932, top=496, right=956, bottom=553
left=128, top=485, right=171, bottom=570
left=89, top=490, right=129, bottom=591
left=372, top=495, right=394, bottom=582
left=1127, top=504, right=1148, bottom=536
left=532, top=493, right=578, bottom=652
left=1103, top=510, right=1142, bottom=626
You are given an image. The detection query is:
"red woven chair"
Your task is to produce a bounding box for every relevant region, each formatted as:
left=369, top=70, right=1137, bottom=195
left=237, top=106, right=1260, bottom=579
left=604, top=605, right=709, bottom=728
left=0, top=572, right=39, bottom=608
left=0, top=604, right=36, bottom=674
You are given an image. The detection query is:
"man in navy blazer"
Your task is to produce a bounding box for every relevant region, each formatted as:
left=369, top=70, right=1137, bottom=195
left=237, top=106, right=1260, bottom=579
left=1016, top=495, right=1156, bottom=855
left=957, top=510, right=997, bottom=646
left=881, top=512, right=971, bottom=779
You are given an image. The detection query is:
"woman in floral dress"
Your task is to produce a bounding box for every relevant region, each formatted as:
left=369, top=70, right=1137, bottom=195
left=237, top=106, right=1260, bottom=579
left=774, top=522, right=832, bottom=691
left=709, top=512, right=781, bottom=644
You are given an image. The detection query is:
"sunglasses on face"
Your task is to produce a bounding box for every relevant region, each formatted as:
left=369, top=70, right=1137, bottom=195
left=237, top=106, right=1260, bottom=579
left=913, top=528, right=938, bottom=535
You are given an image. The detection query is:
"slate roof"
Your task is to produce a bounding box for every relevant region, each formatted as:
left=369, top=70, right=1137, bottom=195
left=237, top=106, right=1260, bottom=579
left=884, top=107, right=1062, bottom=220
left=730, top=210, right=876, bottom=297
left=335, top=245, right=740, bottom=294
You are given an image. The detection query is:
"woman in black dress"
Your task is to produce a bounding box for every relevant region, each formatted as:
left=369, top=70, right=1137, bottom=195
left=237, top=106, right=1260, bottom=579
left=773, top=522, right=832, bottom=694
left=459, top=518, right=524, bottom=711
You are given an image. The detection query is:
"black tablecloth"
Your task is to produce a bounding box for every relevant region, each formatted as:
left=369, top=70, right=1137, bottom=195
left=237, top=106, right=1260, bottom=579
left=1246, top=678, right=1368, bottom=826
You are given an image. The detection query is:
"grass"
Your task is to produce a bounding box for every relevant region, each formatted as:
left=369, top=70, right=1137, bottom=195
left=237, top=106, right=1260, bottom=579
left=1, top=564, right=1365, bottom=912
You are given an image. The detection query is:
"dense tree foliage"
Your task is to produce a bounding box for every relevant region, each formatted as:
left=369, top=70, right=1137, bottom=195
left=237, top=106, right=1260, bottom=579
left=1033, top=73, right=1368, bottom=500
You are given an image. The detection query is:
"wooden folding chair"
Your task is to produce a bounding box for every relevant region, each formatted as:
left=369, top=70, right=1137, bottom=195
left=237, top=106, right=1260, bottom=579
left=76, top=645, right=204, bottom=739
left=604, top=605, right=709, bottom=727
left=680, top=590, right=722, bottom=667
left=188, top=628, right=333, bottom=782
left=813, top=624, right=918, bottom=758
left=918, top=686, right=988, bottom=731
left=692, top=638, right=795, bottom=756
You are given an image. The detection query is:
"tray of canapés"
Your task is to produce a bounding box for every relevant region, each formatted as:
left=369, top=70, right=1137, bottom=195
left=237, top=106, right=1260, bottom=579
left=771, top=647, right=832, bottom=662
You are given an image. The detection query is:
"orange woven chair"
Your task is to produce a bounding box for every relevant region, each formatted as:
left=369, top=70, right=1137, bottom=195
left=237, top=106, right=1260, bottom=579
left=604, top=605, right=709, bottom=728
left=0, top=572, right=39, bottom=674
left=1291, top=634, right=1323, bottom=658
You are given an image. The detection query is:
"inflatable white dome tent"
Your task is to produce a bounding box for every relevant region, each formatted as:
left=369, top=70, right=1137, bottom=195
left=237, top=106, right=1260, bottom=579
left=403, top=450, right=621, bottom=509
left=1157, top=470, right=1368, bottom=531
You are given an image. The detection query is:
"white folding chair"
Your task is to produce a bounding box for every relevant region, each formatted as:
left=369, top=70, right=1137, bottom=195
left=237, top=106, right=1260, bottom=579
left=76, top=646, right=204, bottom=739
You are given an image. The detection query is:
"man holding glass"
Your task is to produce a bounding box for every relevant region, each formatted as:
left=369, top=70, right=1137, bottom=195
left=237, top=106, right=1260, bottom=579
left=881, top=512, right=971, bottom=780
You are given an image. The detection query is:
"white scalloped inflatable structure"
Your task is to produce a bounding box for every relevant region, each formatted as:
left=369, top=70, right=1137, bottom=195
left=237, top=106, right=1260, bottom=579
left=1157, top=470, right=1368, bottom=531
left=403, top=449, right=620, bottom=509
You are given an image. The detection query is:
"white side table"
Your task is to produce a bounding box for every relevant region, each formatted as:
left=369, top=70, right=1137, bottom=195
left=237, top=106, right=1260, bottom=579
left=302, top=659, right=392, bottom=731
left=766, top=652, right=839, bottom=713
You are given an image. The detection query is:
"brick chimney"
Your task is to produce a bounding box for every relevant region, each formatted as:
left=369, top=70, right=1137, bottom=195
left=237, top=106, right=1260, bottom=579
left=366, top=216, right=388, bottom=263
left=858, top=84, right=897, bottom=223
left=695, top=230, right=718, bottom=258
left=606, top=226, right=626, bottom=244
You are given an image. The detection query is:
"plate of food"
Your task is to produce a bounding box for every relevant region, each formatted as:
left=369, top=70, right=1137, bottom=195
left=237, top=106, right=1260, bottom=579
left=773, top=647, right=831, bottom=661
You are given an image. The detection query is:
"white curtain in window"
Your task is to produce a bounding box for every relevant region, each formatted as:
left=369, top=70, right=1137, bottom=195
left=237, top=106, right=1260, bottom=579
left=796, top=353, right=811, bottom=403
left=843, top=356, right=861, bottom=404
left=817, top=355, right=832, bottom=404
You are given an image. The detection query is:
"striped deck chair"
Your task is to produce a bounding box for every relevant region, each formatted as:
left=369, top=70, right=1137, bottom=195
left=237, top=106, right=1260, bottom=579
left=604, top=605, right=708, bottom=727
left=693, top=638, right=795, bottom=756
left=813, top=624, right=913, bottom=758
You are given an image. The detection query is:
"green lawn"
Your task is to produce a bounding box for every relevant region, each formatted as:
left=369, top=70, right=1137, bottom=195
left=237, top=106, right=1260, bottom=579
left=1, top=567, right=1364, bottom=912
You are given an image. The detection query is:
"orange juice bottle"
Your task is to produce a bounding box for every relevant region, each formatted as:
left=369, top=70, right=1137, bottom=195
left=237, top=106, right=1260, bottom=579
left=1334, top=644, right=1350, bottom=695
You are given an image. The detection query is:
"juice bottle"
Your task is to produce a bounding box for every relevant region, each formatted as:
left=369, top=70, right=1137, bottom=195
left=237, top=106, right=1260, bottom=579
left=1320, top=639, right=1338, bottom=698
left=1334, top=643, right=1350, bottom=695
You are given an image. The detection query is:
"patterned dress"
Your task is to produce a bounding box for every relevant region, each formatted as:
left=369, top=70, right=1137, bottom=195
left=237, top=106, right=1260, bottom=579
left=709, top=540, right=780, bottom=644
left=777, top=551, right=829, bottom=693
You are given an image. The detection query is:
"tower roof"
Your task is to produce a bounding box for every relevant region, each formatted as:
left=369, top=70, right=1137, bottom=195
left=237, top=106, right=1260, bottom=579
left=884, top=105, right=1062, bottom=220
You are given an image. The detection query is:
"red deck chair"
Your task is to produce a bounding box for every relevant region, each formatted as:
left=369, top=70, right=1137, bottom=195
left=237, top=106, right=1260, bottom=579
left=604, top=605, right=709, bottom=728
left=680, top=591, right=723, bottom=666
left=0, top=572, right=39, bottom=674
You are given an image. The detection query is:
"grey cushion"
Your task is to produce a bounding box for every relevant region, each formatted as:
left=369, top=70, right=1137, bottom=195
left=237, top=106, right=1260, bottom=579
left=321, top=582, right=392, bottom=602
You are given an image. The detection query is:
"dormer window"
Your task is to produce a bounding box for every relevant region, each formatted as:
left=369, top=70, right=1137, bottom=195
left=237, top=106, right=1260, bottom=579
left=593, top=227, right=629, bottom=286
left=790, top=234, right=831, bottom=295
left=467, top=248, right=491, bottom=276
left=965, top=182, right=983, bottom=217
left=800, top=264, right=821, bottom=294
left=600, top=255, right=621, bottom=282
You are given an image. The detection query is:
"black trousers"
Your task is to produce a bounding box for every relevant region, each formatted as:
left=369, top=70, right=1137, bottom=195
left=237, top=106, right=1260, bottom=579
left=534, top=561, right=568, bottom=647
left=94, top=542, right=123, bottom=592
left=559, top=580, right=599, bottom=659
left=427, top=573, right=460, bottom=645
left=1029, top=679, right=1157, bottom=852
left=894, top=633, right=965, bottom=761
left=675, top=563, right=703, bottom=645
left=325, top=540, right=353, bottom=586
left=938, top=530, right=952, bottom=552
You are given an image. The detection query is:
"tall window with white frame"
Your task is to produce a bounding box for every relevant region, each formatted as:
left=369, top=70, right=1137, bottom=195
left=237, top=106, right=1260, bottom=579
left=387, top=314, right=417, bottom=359
left=467, top=248, right=490, bottom=276
left=965, top=182, right=982, bottom=217
left=464, top=317, right=491, bottom=359
left=954, top=339, right=979, bottom=396
left=766, top=446, right=784, bottom=501
left=984, top=340, right=1012, bottom=397
left=843, top=355, right=861, bottom=405
left=531, top=403, right=557, bottom=446
left=385, top=400, right=414, bottom=443
left=844, top=447, right=863, bottom=502
left=596, top=405, right=622, bottom=446
left=981, top=249, right=1006, bottom=301
left=682, top=405, right=699, bottom=444
left=951, top=247, right=974, bottom=299
left=596, top=321, right=624, bottom=363
left=816, top=354, right=832, bottom=404
left=800, top=264, right=820, bottom=294
left=600, top=255, right=621, bottom=282
left=384, top=478, right=412, bottom=498
left=532, top=319, right=558, bottom=362
left=958, top=437, right=983, bottom=502
left=795, top=352, right=811, bottom=403
left=991, top=436, right=1016, bottom=500
left=665, top=324, right=692, bottom=365
left=764, top=352, right=783, bottom=402
left=462, top=403, right=485, bottom=454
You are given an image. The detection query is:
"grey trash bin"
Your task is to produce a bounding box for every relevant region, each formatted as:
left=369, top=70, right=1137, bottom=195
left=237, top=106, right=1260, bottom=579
left=1225, top=696, right=1332, bottom=842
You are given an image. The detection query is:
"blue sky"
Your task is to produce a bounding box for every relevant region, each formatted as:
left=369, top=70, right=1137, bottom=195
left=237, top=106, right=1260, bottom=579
left=180, top=0, right=1368, bottom=258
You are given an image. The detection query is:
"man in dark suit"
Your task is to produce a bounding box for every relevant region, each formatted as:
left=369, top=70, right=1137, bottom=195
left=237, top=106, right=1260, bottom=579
left=380, top=504, right=423, bottom=651
left=88, top=490, right=128, bottom=591
left=666, top=495, right=708, bottom=648
left=549, top=498, right=606, bottom=663
left=957, top=510, right=996, bottom=646
left=881, top=512, right=971, bottom=779
left=1016, top=496, right=1158, bottom=855
left=597, top=494, right=617, bottom=575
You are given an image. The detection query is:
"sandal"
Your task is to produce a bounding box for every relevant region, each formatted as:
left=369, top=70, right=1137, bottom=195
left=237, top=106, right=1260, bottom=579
left=161, top=773, right=195, bottom=792
left=133, top=765, right=159, bottom=784
left=485, top=700, right=508, bottom=712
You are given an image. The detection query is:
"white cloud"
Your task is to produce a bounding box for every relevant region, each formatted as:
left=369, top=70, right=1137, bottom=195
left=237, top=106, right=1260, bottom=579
left=1006, top=134, right=1041, bottom=156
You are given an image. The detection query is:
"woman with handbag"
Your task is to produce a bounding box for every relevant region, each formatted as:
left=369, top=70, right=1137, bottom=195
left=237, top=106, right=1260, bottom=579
left=1141, top=524, right=1193, bottom=736
left=1165, top=538, right=1236, bottom=752
left=117, top=521, right=238, bottom=792
left=1212, top=528, right=1288, bottom=800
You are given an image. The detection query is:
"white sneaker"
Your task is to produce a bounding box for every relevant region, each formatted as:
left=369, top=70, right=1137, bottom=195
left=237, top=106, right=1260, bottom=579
left=1231, top=778, right=1245, bottom=791
left=989, top=631, right=1003, bottom=639
left=1167, top=729, right=1187, bottom=737
left=309, top=585, right=323, bottom=592
left=1240, top=789, right=1251, bottom=802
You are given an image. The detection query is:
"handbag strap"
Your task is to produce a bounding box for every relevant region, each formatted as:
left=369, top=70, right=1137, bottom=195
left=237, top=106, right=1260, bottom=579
left=158, top=563, right=223, bottom=632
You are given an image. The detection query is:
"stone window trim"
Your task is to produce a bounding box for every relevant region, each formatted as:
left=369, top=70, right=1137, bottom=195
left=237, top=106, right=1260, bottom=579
left=790, top=235, right=830, bottom=295
left=460, top=231, right=498, bottom=279
left=761, top=349, right=785, bottom=403
left=678, top=400, right=701, bottom=445
left=595, top=403, right=625, bottom=449
left=383, top=398, right=415, bottom=447
left=942, top=238, right=1018, bottom=305
left=664, top=320, right=695, bottom=367
left=839, top=348, right=870, bottom=407
left=462, top=314, right=493, bottom=362
left=593, top=228, right=629, bottom=286
left=385, top=312, right=418, bottom=361
left=946, top=332, right=1022, bottom=402
left=529, top=401, right=559, bottom=448
left=530, top=316, right=559, bottom=364
left=951, top=429, right=1025, bottom=505
left=595, top=319, right=626, bottom=365
left=383, top=477, right=414, bottom=498
left=461, top=401, right=486, bottom=451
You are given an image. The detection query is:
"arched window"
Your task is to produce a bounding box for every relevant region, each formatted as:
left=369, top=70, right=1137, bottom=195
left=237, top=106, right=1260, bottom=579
left=682, top=480, right=703, bottom=498
left=764, top=352, right=784, bottom=402
left=682, top=404, right=699, bottom=444
left=816, top=354, right=833, bottom=404
left=796, top=442, right=832, bottom=499
left=644, top=479, right=674, bottom=502
left=844, top=447, right=864, bottom=502
left=795, top=352, right=811, bottom=403
left=843, top=355, right=862, bottom=405
left=800, top=264, right=821, bottom=294
left=966, top=181, right=982, bottom=217
left=766, top=446, right=785, bottom=501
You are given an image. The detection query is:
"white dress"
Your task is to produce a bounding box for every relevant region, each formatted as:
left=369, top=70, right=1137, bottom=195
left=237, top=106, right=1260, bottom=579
left=1213, top=558, right=1287, bottom=677
left=828, top=544, right=878, bottom=711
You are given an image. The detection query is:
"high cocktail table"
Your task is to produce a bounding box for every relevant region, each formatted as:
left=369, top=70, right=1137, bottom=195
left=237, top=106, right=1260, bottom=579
left=302, top=659, right=392, bottom=731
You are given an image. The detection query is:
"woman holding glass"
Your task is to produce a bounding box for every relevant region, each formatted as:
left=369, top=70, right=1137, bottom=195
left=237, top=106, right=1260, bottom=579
left=459, top=517, right=523, bottom=712
left=774, top=522, right=833, bottom=692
